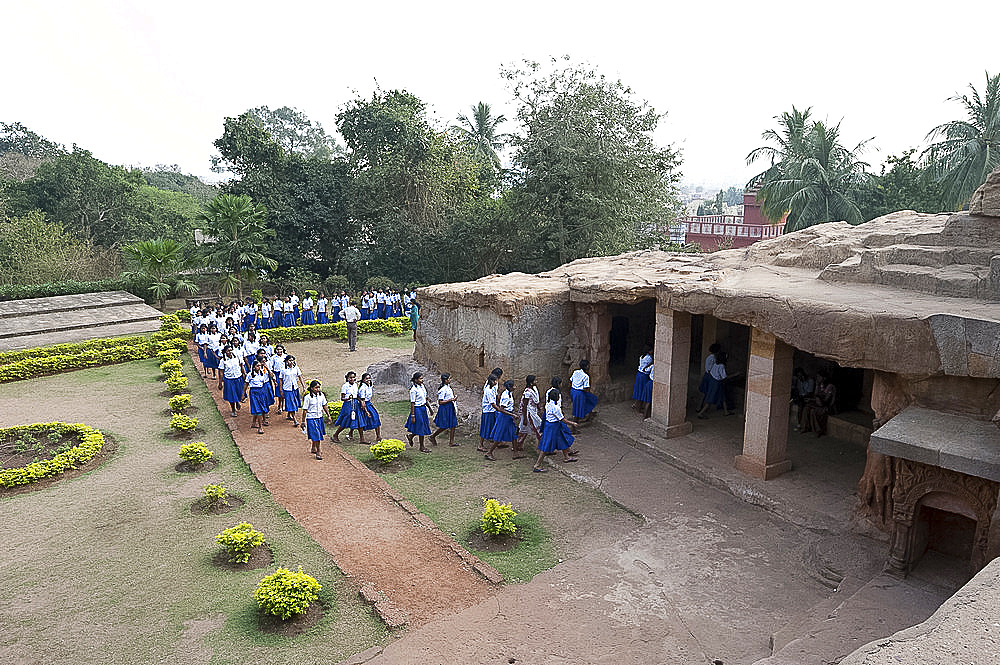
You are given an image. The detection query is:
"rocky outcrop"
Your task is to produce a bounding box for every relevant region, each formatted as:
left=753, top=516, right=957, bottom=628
left=969, top=165, right=1000, bottom=217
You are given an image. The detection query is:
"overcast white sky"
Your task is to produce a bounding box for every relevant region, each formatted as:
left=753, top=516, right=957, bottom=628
left=5, top=1, right=997, bottom=190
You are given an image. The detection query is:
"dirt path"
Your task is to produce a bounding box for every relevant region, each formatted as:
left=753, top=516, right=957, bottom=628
left=190, top=340, right=498, bottom=628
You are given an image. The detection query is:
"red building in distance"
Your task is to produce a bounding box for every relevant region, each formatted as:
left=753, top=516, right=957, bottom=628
left=676, top=189, right=786, bottom=251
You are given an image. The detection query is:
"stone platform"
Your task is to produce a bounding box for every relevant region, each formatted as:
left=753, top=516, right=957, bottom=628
left=0, top=291, right=164, bottom=351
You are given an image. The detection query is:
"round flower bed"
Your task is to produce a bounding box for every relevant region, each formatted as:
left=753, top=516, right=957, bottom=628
left=0, top=423, right=106, bottom=488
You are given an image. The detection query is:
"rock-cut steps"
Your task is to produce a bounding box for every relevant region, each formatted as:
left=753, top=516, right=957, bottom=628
left=0, top=291, right=164, bottom=351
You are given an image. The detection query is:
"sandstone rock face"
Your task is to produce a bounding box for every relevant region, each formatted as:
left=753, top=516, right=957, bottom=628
left=969, top=165, right=1000, bottom=217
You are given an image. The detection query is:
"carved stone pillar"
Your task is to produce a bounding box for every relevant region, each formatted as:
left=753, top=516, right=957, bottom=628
left=572, top=302, right=611, bottom=389
left=646, top=307, right=692, bottom=438
left=735, top=328, right=793, bottom=480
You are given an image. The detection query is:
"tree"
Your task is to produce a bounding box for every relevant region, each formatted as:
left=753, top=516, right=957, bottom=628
left=451, top=102, right=506, bottom=168
left=922, top=72, right=1000, bottom=210
left=0, top=210, right=120, bottom=286
left=198, top=194, right=277, bottom=298
left=853, top=150, right=945, bottom=220
left=122, top=238, right=198, bottom=309
left=0, top=122, right=63, bottom=159
left=142, top=165, right=219, bottom=204
left=724, top=186, right=744, bottom=206
left=747, top=107, right=871, bottom=231
left=697, top=190, right=725, bottom=216
left=504, top=57, right=682, bottom=268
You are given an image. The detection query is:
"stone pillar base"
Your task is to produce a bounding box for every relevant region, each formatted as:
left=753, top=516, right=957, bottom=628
left=734, top=454, right=792, bottom=480
left=642, top=418, right=693, bottom=439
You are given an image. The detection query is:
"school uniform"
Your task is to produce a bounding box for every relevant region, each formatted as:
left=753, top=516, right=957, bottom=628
left=434, top=384, right=458, bottom=429
left=405, top=384, right=431, bottom=435
left=282, top=302, right=295, bottom=327
left=302, top=392, right=328, bottom=443
left=698, top=353, right=717, bottom=397
left=272, top=300, right=284, bottom=328
left=357, top=382, right=381, bottom=430
left=376, top=292, right=386, bottom=319
left=301, top=297, right=315, bottom=325
left=335, top=382, right=360, bottom=429
left=241, top=339, right=260, bottom=372
left=267, top=354, right=285, bottom=400
left=221, top=356, right=244, bottom=404
left=242, top=304, right=257, bottom=331
left=206, top=333, right=223, bottom=369
left=317, top=298, right=329, bottom=325
left=570, top=368, right=599, bottom=419
left=247, top=371, right=270, bottom=415
left=280, top=366, right=302, bottom=413
left=260, top=301, right=271, bottom=329
left=518, top=386, right=542, bottom=437
left=194, top=331, right=210, bottom=367
left=704, top=363, right=728, bottom=409
left=632, top=353, right=654, bottom=404
left=479, top=382, right=498, bottom=439
left=538, top=401, right=574, bottom=453
left=489, top=390, right=518, bottom=443
left=360, top=294, right=371, bottom=321
left=289, top=295, right=300, bottom=323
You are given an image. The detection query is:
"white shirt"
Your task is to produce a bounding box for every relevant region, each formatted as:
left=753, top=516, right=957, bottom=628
left=280, top=366, right=301, bottom=391
left=317, top=298, right=328, bottom=312
left=242, top=339, right=260, bottom=357
left=221, top=356, right=243, bottom=379
left=410, top=384, right=428, bottom=407
left=340, top=382, right=359, bottom=399
left=268, top=354, right=286, bottom=374
left=342, top=305, right=361, bottom=322
left=710, top=363, right=727, bottom=381
left=481, top=383, right=497, bottom=413
left=273, top=299, right=284, bottom=312
left=358, top=383, right=374, bottom=402
left=545, top=401, right=565, bottom=423
left=302, top=392, right=328, bottom=419
left=207, top=332, right=222, bottom=352
left=498, top=389, right=514, bottom=412
left=302, top=297, right=313, bottom=310
left=195, top=332, right=210, bottom=347
left=571, top=369, right=590, bottom=390
left=437, top=385, right=454, bottom=403
left=638, top=354, right=653, bottom=373
left=247, top=372, right=268, bottom=389
left=289, top=295, right=300, bottom=306
left=261, top=302, right=271, bottom=317
left=705, top=354, right=717, bottom=374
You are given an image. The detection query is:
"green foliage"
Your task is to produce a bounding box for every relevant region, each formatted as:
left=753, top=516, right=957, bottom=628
left=370, top=438, right=405, bottom=463
left=724, top=186, right=745, bottom=206
left=254, top=566, right=322, bottom=620
left=363, top=276, right=400, bottom=293
left=141, top=165, right=219, bottom=204
left=747, top=106, right=871, bottom=231
left=323, top=274, right=350, bottom=294
left=159, top=359, right=183, bottom=374
left=170, top=413, right=198, bottom=432
left=0, top=121, right=64, bottom=159
left=203, top=483, right=227, bottom=506
left=696, top=190, right=726, bottom=216
left=122, top=237, right=199, bottom=309
left=157, top=348, right=182, bottom=362
left=198, top=194, right=277, bottom=298
left=263, top=316, right=411, bottom=344
left=169, top=393, right=192, bottom=413
left=922, top=71, right=1000, bottom=210
left=0, top=336, right=155, bottom=383
left=0, top=423, right=105, bottom=488
left=165, top=372, right=189, bottom=393
left=250, top=288, right=263, bottom=304
left=281, top=266, right=323, bottom=293
left=215, top=522, right=265, bottom=564
left=326, top=401, right=341, bottom=421
left=451, top=101, right=507, bottom=171
left=480, top=497, right=517, bottom=537
left=0, top=278, right=133, bottom=302
left=853, top=150, right=946, bottom=220
left=178, top=441, right=213, bottom=464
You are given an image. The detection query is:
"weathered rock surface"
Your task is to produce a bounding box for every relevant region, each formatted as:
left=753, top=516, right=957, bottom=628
left=969, top=165, right=1000, bottom=217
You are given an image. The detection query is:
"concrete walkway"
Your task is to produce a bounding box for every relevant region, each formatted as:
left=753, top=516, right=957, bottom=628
left=346, top=401, right=957, bottom=665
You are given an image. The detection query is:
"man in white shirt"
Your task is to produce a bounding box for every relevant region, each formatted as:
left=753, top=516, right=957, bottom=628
left=341, top=301, right=362, bottom=351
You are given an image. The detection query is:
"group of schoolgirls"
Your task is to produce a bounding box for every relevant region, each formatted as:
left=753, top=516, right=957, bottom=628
left=357, top=289, right=415, bottom=321
left=472, top=367, right=586, bottom=473
left=292, top=369, right=386, bottom=462
left=696, top=343, right=735, bottom=418
left=396, top=371, right=458, bottom=453
left=193, top=323, right=309, bottom=430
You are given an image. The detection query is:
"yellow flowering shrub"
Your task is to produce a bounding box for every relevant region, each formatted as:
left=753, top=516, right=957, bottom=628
left=370, top=438, right=405, bottom=463
left=169, top=393, right=192, bottom=413
left=178, top=441, right=212, bottom=464
left=0, top=423, right=105, bottom=488
left=165, top=371, right=188, bottom=393
left=481, top=497, right=517, bottom=536
left=254, top=566, right=322, bottom=619
left=170, top=413, right=198, bottom=432
left=216, top=522, right=265, bottom=564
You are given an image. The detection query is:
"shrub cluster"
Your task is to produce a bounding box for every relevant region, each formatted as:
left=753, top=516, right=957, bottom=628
left=203, top=483, right=227, bottom=507
left=254, top=566, right=322, bottom=619
left=0, top=279, right=134, bottom=302
left=178, top=441, right=212, bottom=464
left=326, top=401, right=341, bottom=421
left=0, top=423, right=106, bottom=488
left=215, top=522, right=265, bottom=564
left=370, top=438, right=406, bottom=463
left=169, top=393, right=192, bottom=413
left=159, top=359, right=182, bottom=374
left=481, top=497, right=517, bottom=537
left=170, top=413, right=198, bottom=432
left=165, top=372, right=188, bottom=392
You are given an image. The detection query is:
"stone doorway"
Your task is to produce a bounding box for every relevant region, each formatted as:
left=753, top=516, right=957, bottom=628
left=605, top=300, right=655, bottom=400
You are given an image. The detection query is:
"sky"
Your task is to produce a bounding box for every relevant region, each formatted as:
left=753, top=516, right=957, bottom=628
left=5, top=1, right=998, bottom=190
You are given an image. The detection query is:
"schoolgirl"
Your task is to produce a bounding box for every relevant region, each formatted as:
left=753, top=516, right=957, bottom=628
left=534, top=388, right=579, bottom=472
left=247, top=361, right=272, bottom=434
left=317, top=293, right=329, bottom=324
left=331, top=371, right=361, bottom=442
left=301, top=294, right=315, bottom=325
left=570, top=360, right=599, bottom=421
left=698, top=343, right=722, bottom=410
left=194, top=323, right=211, bottom=378
left=190, top=308, right=203, bottom=336
left=405, top=372, right=432, bottom=452
left=516, top=375, right=542, bottom=454
left=375, top=290, right=386, bottom=319
left=696, top=351, right=734, bottom=418
left=257, top=334, right=274, bottom=357
left=241, top=331, right=260, bottom=372
left=280, top=355, right=306, bottom=426
left=219, top=345, right=247, bottom=418
left=253, top=349, right=276, bottom=414
left=360, top=292, right=371, bottom=320
left=282, top=297, right=296, bottom=328
left=227, top=326, right=244, bottom=349
left=477, top=372, right=500, bottom=453
left=272, top=297, right=284, bottom=328
left=289, top=291, right=300, bottom=322
left=242, top=298, right=257, bottom=331
left=259, top=298, right=271, bottom=330
left=357, top=373, right=382, bottom=443
left=429, top=373, right=458, bottom=446
left=631, top=345, right=654, bottom=413
left=301, top=380, right=329, bottom=460
left=485, top=379, right=519, bottom=461
left=205, top=327, right=223, bottom=381
left=267, top=345, right=287, bottom=412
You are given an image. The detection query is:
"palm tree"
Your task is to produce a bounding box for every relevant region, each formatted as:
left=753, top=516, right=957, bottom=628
left=748, top=108, right=871, bottom=231
left=198, top=194, right=277, bottom=298
left=451, top=102, right=506, bottom=168
left=922, top=72, right=1000, bottom=210
left=122, top=238, right=198, bottom=310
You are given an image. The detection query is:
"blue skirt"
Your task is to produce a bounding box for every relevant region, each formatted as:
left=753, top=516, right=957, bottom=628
left=222, top=376, right=244, bottom=404
left=258, top=316, right=269, bottom=330
left=704, top=376, right=727, bottom=408
left=243, top=314, right=256, bottom=331
left=272, top=312, right=283, bottom=328
left=205, top=352, right=220, bottom=370
left=570, top=388, right=599, bottom=419
left=197, top=347, right=207, bottom=366
left=306, top=417, right=326, bottom=443
left=263, top=380, right=275, bottom=407
left=479, top=411, right=496, bottom=439
left=698, top=372, right=711, bottom=395
left=302, top=310, right=316, bottom=325
left=489, top=412, right=518, bottom=443
left=361, top=308, right=370, bottom=320
left=632, top=372, right=653, bottom=403
left=249, top=386, right=269, bottom=415
left=538, top=420, right=574, bottom=453
left=283, top=312, right=295, bottom=327
left=318, top=312, right=329, bottom=324
left=434, top=402, right=458, bottom=429
left=358, top=403, right=381, bottom=430
left=284, top=388, right=301, bottom=413
left=406, top=405, right=431, bottom=435
left=335, top=399, right=360, bottom=428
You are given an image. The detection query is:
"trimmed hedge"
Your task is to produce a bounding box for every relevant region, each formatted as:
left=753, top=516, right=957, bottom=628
left=264, top=317, right=409, bottom=343
left=0, top=423, right=106, bottom=488
left=0, top=279, right=136, bottom=302
left=0, top=315, right=188, bottom=383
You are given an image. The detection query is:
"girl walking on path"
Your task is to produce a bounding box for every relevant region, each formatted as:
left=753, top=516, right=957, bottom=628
left=280, top=355, right=306, bottom=426
left=570, top=360, right=598, bottom=421
left=516, top=375, right=542, bottom=454
left=247, top=361, right=272, bottom=434
left=485, top=379, right=519, bottom=461
left=534, top=388, right=579, bottom=472
left=301, top=380, right=329, bottom=460
left=219, top=345, right=247, bottom=418
left=331, top=372, right=361, bottom=442
left=477, top=372, right=500, bottom=452
left=405, top=372, right=433, bottom=453
left=194, top=323, right=211, bottom=378
left=357, top=373, right=382, bottom=443
left=429, top=373, right=458, bottom=446
left=268, top=345, right=287, bottom=413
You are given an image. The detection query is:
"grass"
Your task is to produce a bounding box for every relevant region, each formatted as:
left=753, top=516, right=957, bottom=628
left=359, top=332, right=415, bottom=351
left=0, top=355, right=388, bottom=664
